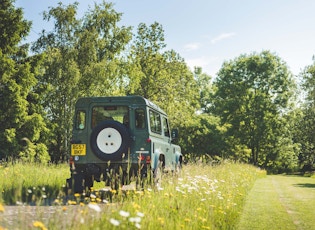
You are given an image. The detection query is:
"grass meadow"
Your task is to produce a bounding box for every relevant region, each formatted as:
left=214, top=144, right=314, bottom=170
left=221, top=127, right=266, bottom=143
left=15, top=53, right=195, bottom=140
left=0, top=161, right=266, bottom=229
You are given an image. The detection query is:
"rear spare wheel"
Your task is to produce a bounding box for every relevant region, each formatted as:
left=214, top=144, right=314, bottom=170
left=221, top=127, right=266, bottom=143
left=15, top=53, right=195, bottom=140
left=90, top=120, right=130, bottom=161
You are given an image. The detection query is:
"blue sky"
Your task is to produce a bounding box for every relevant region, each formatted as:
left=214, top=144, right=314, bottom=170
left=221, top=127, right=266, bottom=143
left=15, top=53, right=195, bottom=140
left=15, top=0, right=315, bottom=77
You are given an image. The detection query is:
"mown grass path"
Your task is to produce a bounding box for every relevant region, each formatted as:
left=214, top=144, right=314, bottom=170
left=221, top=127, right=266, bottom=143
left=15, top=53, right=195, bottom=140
left=237, top=175, right=315, bottom=230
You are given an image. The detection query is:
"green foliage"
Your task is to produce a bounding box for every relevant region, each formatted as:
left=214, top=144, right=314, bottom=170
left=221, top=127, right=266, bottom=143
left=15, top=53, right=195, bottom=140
left=295, top=60, right=315, bottom=171
left=32, top=1, right=132, bottom=161
left=77, top=1, right=132, bottom=96
left=0, top=0, right=48, bottom=161
left=211, top=51, right=297, bottom=171
left=19, top=138, right=50, bottom=164
left=0, top=0, right=31, bottom=54
left=178, top=113, right=225, bottom=156
left=194, top=67, right=213, bottom=113
left=128, top=22, right=199, bottom=131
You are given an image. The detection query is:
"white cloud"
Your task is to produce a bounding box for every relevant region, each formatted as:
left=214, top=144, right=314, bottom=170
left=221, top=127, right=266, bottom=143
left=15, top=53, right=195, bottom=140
left=211, top=33, right=236, bottom=44
left=183, top=42, right=201, bottom=51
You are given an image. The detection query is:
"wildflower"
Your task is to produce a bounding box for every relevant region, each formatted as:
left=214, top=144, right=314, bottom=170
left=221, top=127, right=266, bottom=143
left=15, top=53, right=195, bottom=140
left=129, top=217, right=141, bottom=223
left=132, top=202, right=141, bottom=209
left=27, top=189, right=32, bottom=194
left=110, top=218, right=120, bottom=226
left=16, top=201, right=23, bottom=206
left=119, top=210, right=130, bottom=218
left=33, top=221, right=48, bottom=230
left=68, top=200, right=77, bottom=205
left=100, top=187, right=110, bottom=192
left=62, top=206, right=67, bottom=211
left=42, top=195, right=47, bottom=199
left=135, top=223, right=141, bottom=229
left=90, top=194, right=96, bottom=199
left=135, top=190, right=144, bottom=196
left=136, top=211, right=144, bottom=217
left=88, top=203, right=101, bottom=212
left=184, top=218, right=191, bottom=222
left=74, top=193, right=80, bottom=197
left=103, top=199, right=109, bottom=204
left=158, top=217, right=164, bottom=225
left=0, top=204, right=4, bottom=213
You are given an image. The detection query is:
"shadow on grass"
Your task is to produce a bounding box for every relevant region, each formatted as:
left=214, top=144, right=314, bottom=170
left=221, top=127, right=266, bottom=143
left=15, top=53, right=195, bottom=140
left=293, top=183, right=315, bottom=188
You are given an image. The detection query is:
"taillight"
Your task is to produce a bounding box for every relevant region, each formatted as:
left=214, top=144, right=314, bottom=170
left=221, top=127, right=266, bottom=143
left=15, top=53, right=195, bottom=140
left=69, top=156, right=75, bottom=170
left=139, top=155, right=150, bottom=164
left=146, top=138, right=151, bottom=143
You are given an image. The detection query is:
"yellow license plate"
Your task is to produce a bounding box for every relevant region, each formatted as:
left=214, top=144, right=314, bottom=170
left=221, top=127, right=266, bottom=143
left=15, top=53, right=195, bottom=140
left=71, top=144, right=86, bottom=156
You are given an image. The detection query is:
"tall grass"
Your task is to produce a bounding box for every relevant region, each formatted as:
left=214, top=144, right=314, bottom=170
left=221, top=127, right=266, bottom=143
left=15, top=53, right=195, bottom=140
left=0, top=161, right=266, bottom=229
left=0, top=162, right=69, bottom=205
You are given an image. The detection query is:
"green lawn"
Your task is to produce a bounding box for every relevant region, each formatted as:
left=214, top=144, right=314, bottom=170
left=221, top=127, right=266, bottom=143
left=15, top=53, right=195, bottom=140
left=238, top=175, right=315, bottom=230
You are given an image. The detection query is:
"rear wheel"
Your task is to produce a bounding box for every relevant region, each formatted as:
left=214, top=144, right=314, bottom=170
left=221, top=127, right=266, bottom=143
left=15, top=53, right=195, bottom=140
left=66, top=174, right=94, bottom=194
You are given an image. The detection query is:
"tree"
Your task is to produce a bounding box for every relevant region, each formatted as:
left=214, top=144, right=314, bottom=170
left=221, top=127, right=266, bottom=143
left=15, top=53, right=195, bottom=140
left=0, top=0, right=49, bottom=162
left=295, top=60, right=315, bottom=171
left=76, top=1, right=132, bottom=96
left=127, top=22, right=199, bottom=128
left=194, top=67, right=213, bottom=113
left=32, top=2, right=81, bottom=162
left=212, top=51, right=296, bottom=170
left=32, top=1, right=132, bottom=161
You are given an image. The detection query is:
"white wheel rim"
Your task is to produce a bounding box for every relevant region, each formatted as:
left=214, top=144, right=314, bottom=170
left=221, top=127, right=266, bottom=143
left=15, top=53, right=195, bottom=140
left=96, top=128, right=122, bottom=154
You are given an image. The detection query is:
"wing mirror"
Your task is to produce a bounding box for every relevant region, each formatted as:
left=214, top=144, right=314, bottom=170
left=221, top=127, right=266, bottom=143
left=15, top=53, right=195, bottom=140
left=171, top=129, right=179, bottom=140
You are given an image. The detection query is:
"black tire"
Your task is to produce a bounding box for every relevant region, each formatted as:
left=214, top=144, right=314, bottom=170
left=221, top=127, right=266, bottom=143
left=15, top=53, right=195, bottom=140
left=90, top=120, right=130, bottom=161
left=84, top=176, right=93, bottom=189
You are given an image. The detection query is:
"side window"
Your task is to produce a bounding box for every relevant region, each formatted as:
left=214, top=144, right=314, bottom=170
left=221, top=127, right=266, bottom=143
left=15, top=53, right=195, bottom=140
left=162, top=117, right=170, bottom=137
left=75, top=110, right=86, bottom=130
left=135, top=108, right=145, bottom=129
left=149, top=110, right=161, bottom=134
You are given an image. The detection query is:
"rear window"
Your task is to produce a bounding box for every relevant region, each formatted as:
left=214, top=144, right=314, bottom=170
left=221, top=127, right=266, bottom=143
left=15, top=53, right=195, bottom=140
left=92, top=106, right=129, bottom=128
left=135, top=108, right=145, bottom=129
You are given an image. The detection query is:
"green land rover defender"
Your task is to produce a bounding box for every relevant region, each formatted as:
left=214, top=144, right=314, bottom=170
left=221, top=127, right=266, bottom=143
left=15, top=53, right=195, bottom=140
left=66, top=96, right=182, bottom=193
